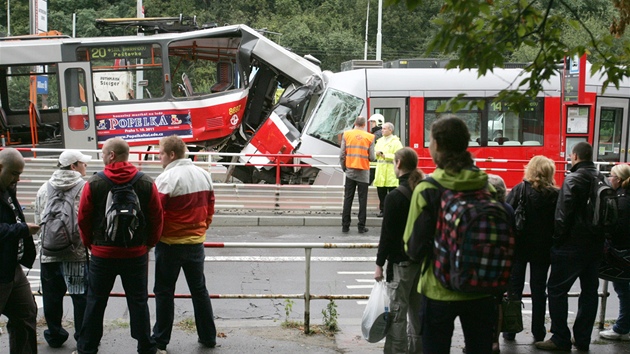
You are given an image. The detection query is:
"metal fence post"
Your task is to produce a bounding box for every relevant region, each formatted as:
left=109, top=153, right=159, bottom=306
left=599, top=280, right=609, bottom=330
left=304, top=247, right=312, bottom=334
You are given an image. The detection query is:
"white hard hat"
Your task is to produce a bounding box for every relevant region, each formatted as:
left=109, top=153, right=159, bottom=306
left=368, top=114, right=384, bottom=126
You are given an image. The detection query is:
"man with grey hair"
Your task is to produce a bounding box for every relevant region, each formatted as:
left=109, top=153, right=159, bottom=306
left=0, top=148, right=40, bottom=353
left=340, top=116, right=376, bottom=233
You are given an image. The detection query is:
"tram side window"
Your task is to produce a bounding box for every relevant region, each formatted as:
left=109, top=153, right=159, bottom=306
left=489, top=99, right=544, bottom=146
left=64, top=68, right=90, bottom=131
left=424, top=99, right=481, bottom=147
left=424, top=98, right=544, bottom=147
left=76, top=44, right=164, bottom=102
left=168, top=37, right=240, bottom=98
left=4, top=64, right=59, bottom=112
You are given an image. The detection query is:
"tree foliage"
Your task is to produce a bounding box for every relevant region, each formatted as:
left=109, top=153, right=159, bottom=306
left=1, top=0, right=629, bottom=110
left=386, top=0, right=630, bottom=111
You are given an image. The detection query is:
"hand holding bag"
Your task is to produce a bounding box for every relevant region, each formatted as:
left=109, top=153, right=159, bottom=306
left=361, top=280, right=390, bottom=343
left=514, top=182, right=527, bottom=232
left=501, top=297, right=524, bottom=333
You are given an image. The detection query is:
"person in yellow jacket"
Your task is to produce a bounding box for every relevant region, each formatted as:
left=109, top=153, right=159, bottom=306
left=340, top=116, right=376, bottom=233
left=373, top=122, right=404, bottom=217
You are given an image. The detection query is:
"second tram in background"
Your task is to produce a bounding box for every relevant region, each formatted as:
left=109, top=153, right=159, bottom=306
left=274, top=57, right=630, bottom=187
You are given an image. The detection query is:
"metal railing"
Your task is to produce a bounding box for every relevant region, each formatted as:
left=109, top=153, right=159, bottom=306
left=30, top=240, right=613, bottom=334
left=14, top=149, right=380, bottom=222
left=106, top=241, right=379, bottom=334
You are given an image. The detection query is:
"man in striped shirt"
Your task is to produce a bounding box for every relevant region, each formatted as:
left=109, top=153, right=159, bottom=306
left=152, top=135, right=217, bottom=353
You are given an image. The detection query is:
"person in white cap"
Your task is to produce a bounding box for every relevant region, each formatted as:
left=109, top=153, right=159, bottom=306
left=34, top=149, right=91, bottom=348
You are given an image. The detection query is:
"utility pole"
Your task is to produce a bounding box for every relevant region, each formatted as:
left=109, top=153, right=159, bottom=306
left=376, top=0, right=382, bottom=60
left=6, top=0, right=10, bottom=36
left=363, top=0, right=370, bottom=60
left=136, top=0, right=144, bottom=99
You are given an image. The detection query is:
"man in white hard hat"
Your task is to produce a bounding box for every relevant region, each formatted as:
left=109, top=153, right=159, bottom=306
left=368, top=114, right=384, bottom=185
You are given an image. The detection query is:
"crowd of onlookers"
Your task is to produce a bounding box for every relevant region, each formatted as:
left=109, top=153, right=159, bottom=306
left=340, top=114, right=630, bottom=353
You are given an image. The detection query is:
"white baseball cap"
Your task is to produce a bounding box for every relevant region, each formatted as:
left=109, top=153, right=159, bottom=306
left=58, top=150, right=92, bottom=167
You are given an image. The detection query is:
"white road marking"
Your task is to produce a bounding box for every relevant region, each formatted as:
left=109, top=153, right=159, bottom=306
left=347, top=285, right=375, bottom=289
left=205, top=256, right=375, bottom=262
left=338, top=271, right=374, bottom=274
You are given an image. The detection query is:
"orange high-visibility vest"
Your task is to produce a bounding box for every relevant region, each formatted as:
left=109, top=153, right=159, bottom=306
left=343, top=129, right=374, bottom=170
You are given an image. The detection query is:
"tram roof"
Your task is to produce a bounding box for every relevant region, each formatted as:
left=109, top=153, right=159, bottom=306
left=0, top=25, right=322, bottom=87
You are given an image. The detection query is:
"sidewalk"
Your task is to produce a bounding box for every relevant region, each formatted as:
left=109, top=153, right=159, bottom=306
left=1, top=317, right=627, bottom=353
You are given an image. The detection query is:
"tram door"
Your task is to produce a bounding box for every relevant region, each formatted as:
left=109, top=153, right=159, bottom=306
left=593, top=97, right=630, bottom=169
left=58, top=62, right=98, bottom=155
left=370, top=98, right=408, bottom=146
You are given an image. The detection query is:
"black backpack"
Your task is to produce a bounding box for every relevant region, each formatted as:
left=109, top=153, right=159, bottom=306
left=583, top=171, right=618, bottom=236
left=97, top=172, right=145, bottom=247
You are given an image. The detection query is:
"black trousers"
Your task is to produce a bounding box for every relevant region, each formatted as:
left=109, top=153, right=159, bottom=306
left=342, top=177, right=369, bottom=229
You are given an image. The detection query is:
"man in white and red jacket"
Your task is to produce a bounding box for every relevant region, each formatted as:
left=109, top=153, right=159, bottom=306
left=76, top=137, right=163, bottom=354
left=151, top=135, right=217, bottom=353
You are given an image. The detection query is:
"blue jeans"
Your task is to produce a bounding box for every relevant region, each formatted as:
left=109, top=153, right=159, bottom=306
left=77, top=254, right=156, bottom=354
left=41, top=261, right=87, bottom=346
left=152, top=243, right=216, bottom=349
left=342, top=177, right=369, bottom=229
left=421, top=295, right=496, bottom=354
left=507, top=259, right=550, bottom=341
left=612, top=280, right=630, bottom=334
left=547, top=246, right=600, bottom=350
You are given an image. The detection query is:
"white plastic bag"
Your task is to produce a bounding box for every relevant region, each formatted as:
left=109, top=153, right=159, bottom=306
left=361, top=280, right=390, bottom=343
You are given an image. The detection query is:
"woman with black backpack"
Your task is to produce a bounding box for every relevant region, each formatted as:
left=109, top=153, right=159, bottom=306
left=504, top=155, right=559, bottom=343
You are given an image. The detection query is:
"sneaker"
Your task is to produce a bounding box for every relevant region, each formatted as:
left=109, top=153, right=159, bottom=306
left=599, top=329, right=630, bottom=341
left=342, top=226, right=350, bottom=233
left=358, top=227, right=369, bottom=234
left=534, top=339, right=571, bottom=352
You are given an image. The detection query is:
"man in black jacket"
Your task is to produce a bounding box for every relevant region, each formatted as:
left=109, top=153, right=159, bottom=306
left=0, top=148, right=40, bottom=353
left=536, top=142, right=604, bottom=352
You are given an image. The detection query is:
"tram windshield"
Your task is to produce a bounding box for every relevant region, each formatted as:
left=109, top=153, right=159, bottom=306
left=305, top=88, right=364, bottom=147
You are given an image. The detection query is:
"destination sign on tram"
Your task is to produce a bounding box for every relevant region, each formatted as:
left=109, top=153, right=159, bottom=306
left=89, top=45, right=152, bottom=60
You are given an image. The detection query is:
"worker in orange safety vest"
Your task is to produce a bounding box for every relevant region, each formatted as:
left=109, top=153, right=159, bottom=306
left=340, top=116, right=376, bottom=234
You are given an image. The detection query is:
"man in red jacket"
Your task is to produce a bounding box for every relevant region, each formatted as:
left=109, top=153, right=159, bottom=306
left=75, top=137, right=163, bottom=354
